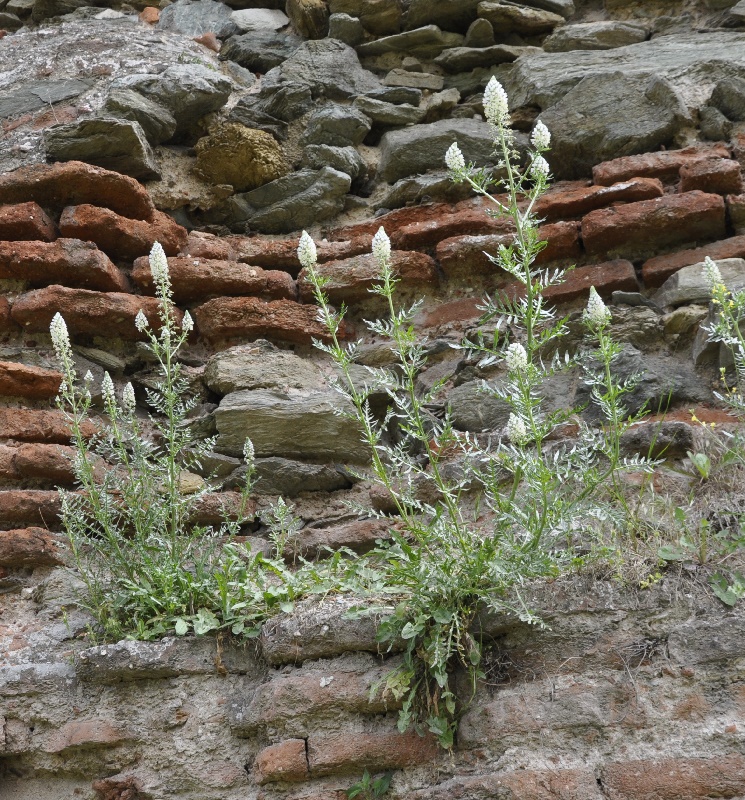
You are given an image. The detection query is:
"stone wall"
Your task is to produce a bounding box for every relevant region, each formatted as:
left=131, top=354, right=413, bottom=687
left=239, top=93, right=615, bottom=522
left=2, top=0, right=745, bottom=797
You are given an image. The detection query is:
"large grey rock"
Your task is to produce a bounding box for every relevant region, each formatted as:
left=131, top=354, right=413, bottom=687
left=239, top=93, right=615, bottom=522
left=0, top=79, right=91, bottom=121
left=278, top=39, right=383, bottom=99
left=220, top=30, right=302, bottom=72
left=464, top=17, right=495, bottom=47
left=505, top=32, right=745, bottom=112
left=378, top=118, right=495, bottom=184
left=384, top=68, right=444, bottom=91
left=449, top=380, right=510, bottom=433
left=433, top=43, right=524, bottom=73
left=304, top=104, right=372, bottom=147
left=700, top=105, right=733, bottom=141
left=204, top=341, right=325, bottom=395
left=228, top=81, right=312, bottom=138
left=405, top=0, right=481, bottom=31
left=215, top=388, right=369, bottom=462
left=157, top=0, right=238, bottom=37
left=654, top=259, right=745, bottom=307
left=225, top=167, right=352, bottom=233
left=375, top=171, right=474, bottom=209
left=230, top=7, right=289, bottom=31
left=103, top=88, right=177, bottom=145
left=543, top=21, right=648, bottom=52
left=357, top=25, right=464, bottom=59
left=328, top=12, right=365, bottom=45
left=44, top=117, right=160, bottom=180
left=540, top=73, right=689, bottom=179
left=353, top=95, right=424, bottom=126
left=477, top=1, right=564, bottom=35
left=710, top=76, right=745, bottom=122
left=113, top=65, right=232, bottom=140
left=302, top=144, right=367, bottom=180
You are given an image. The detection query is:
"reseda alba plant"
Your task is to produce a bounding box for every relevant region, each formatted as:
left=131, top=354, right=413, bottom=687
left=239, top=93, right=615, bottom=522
left=301, top=77, right=655, bottom=747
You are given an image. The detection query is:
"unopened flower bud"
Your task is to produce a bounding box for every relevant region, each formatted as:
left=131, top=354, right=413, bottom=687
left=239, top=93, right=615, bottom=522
left=583, top=286, right=611, bottom=328
left=101, top=372, right=116, bottom=404
left=445, top=142, right=466, bottom=172
left=483, top=77, right=509, bottom=127
left=506, top=413, right=529, bottom=445
left=83, top=370, right=94, bottom=383
left=703, top=256, right=723, bottom=289
left=298, top=230, right=317, bottom=269
left=372, top=226, right=391, bottom=267
left=505, top=342, right=528, bottom=373
left=531, top=120, right=551, bottom=150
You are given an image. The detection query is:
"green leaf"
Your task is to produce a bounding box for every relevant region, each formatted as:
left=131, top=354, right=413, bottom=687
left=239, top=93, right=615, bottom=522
left=231, top=621, right=245, bottom=635
left=687, top=451, right=711, bottom=479
left=174, top=618, right=189, bottom=636
left=279, top=601, right=294, bottom=614
left=658, top=544, right=690, bottom=562
left=710, top=572, right=745, bottom=606
left=193, top=607, right=219, bottom=635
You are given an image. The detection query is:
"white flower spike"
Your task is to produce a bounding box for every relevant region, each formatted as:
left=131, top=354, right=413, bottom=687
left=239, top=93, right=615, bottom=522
left=149, top=241, right=170, bottom=290
left=505, top=342, right=528, bottom=373
left=122, top=382, right=136, bottom=412
left=506, top=413, right=529, bottom=446
left=445, top=142, right=466, bottom=172
left=703, top=256, right=723, bottom=289
left=483, top=77, right=510, bottom=128
left=583, top=286, right=612, bottom=328
left=101, top=372, right=116, bottom=404
left=372, top=227, right=391, bottom=267
left=298, top=230, right=317, bottom=269
left=182, top=309, right=194, bottom=334
left=530, top=155, right=550, bottom=180
left=243, top=437, right=255, bottom=465
left=135, top=309, right=148, bottom=333
left=531, top=120, right=551, bottom=150
left=50, top=312, right=71, bottom=358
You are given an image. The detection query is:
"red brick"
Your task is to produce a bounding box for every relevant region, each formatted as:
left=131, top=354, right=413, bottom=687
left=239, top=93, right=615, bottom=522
left=298, top=251, right=438, bottom=303
left=11, top=285, right=181, bottom=340
left=581, top=191, right=725, bottom=260
left=290, top=518, right=393, bottom=557
left=390, top=207, right=512, bottom=251
left=602, top=755, right=745, bottom=800
left=59, top=205, right=187, bottom=260
left=254, top=739, right=308, bottom=785
left=0, top=490, right=62, bottom=528
left=0, top=239, right=129, bottom=292
left=12, top=442, right=81, bottom=485
left=641, top=235, right=745, bottom=287
left=44, top=720, right=126, bottom=753
left=329, top=202, right=467, bottom=241
left=226, top=235, right=371, bottom=276
left=679, top=158, right=743, bottom=195
left=194, top=32, right=221, bottom=52
left=183, top=232, right=237, bottom=261
left=592, top=144, right=731, bottom=186
left=0, top=361, right=62, bottom=399
left=193, top=297, right=350, bottom=347
left=0, top=201, right=56, bottom=241
left=0, top=527, right=63, bottom=567
left=535, top=177, right=664, bottom=222
left=132, top=256, right=296, bottom=304
left=543, top=259, right=637, bottom=304
left=139, top=6, right=159, bottom=22
left=308, top=730, right=439, bottom=776
left=436, top=221, right=581, bottom=277
left=0, top=161, right=155, bottom=220
left=0, top=408, right=95, bottom=444
left=190, top=492, right=256, bottom=526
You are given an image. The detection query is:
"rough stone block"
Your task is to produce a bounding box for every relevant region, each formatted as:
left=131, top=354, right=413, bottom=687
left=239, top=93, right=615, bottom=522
left=535, top=178, right=664, bottom=222
left=0, top=489, right=62, bottom=528
left=0, top=528, right=63, bottom=567
left=680, top=158, right=743, bottom=195
left=0, top=362, right=62, bottom=399
left=0, top=408, right=94, bottom=444
left=254, top=739, right=309, bottom=785
left=44, top=721, right=126, bottom=753
left=543, top=259, right=638, bottom=304
left=641, top=235, right=745, bottom=287
left=591, top=145, right=730, bottom=186
left=0, top=201, right=56, bottom=241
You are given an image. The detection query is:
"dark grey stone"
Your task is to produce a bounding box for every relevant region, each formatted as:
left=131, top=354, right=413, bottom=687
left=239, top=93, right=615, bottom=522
left=229, top=457, right=354, bottom=495
left=464, top=17, right=494, bottom=47
left=0, top=11, right=23, bottom=29
left=620, top=420, right=700, bottom=460
left=353, top=95, right=424, bottom=126
left=448, top=380, right=510, bottom=433
left=157, top=0, right=237, bottom=38
left=44, top=117, right=160, bottom=180
left=278, top=39, right=383, bottom=99
left=0, top=78, right=91, bottom=120
left=328, top=12, right=364, bottom=45
left=31, top=0, right=92, bottom=22
left=515, top=0, right=574, bottom=16
left=710, top=76, right=745, bottom=121
left=443, top=65, right=503, bottom=95
left=219, top=30, right=302, bottom=72
left=365, top=86, right=423, bottom=105
left=654, top=259, right=745, bottom=307
left=375, top=171, right=475, bottom=209
left=700, top=105, right=733, bottom=141
left=433, top=43, right=524, bottom=73
left=357, top=25, right=463, bottom=59
left=302, top=144, right=367, bottom=180
left=103, top=88, right=177, bottom=144
left=543, top=21, right=648, bottom=52
left=540, top=73, right=690, bottom=179
left=405, top=0, right=481, bottom=31
left=260, top=82, right=313, bottom=122
left=304, top=104, right=372, bottom=147
left=378, top=117, right=495, bottom=183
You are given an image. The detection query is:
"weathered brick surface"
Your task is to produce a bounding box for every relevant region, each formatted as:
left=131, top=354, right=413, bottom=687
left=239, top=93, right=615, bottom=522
left=0, top=201, right=56, bottom=241
left=0, top=295, right=13, bottom=331
left=59, top=205, right=188, bottom=260
left=591, top=145, right=731, bottom=186
left=44, top=720, right=127, bottom=753
left=0, top=527, right=63, bottom=567
left=226, top=235, right=372, bottom=275
left=11, top=442, right=80, bottom=485
left=0, top=408, right=94, bottom=443
left=641, top=234, right=745, bottom=287
left=194, top=297, right=349, bottom=346
left=0, top=361, right=62, bottom=399
left=390, top=207, right=512, bottom=250
left=679, top=158, right=743, bottom=195
left=254, top=739, right=309, bottom=785
left=601, top=755, right=745, bottom=800
left=543, top=259, right=637, bottom=303
left=436, top=221, right=581, bottom=277
left=727, top=193, right=745, bottom=233
left=132, top=256, right=296, bottom=304
left=0, top=160, right=155, bottom=220
left=582, top=192, right=726, bottom=260
left=0, top=490, right=62, bottom=528
left=298, top=251, right=438, bottom=303
left=11, top=285, right=180, bottom=340
left=0, top=239, right=129, bottom=292
left=535, top=178, right=664, bottom=222
left=290, top=518, right=393, bottom=557
left=308, top=730, right=439, bottom=776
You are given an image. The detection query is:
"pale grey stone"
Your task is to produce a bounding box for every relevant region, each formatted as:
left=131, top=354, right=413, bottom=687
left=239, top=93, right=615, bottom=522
left=303, top=104, right=371, bottom=147
left=328, top=12, right=365, bottom=45
left=157, top=0, right=237, bottom=38
left=215, top=388, right=369, bottom=462
left=700, top=105, right=733, bottom=141
left=378, top=118, right=495, bottom=183
left=543, top=21, right=648, bottom=52
left=383, top=69, right=444, bottom=91
left=230, top=7, right=289, bottom=32
left=357, top=25, right=463, bottom=60
left=228, top=457, right=354, bottom=496
left=448, top=380, right=510, bottom=433
left=654, top=258, right=745, bottom=307
left=710, top=76, right=745, bottom=121
left=44, top=117, right=160, bottom=180
left=433, top=43, right=524, bottom=73
left=353, top=95, right=424, bottom=126
left=103, top=88, right=177, bottom=144
left=302, top=144, right=367, bottom=180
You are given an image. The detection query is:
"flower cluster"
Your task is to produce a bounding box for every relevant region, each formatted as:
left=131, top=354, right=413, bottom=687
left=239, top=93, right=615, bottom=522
left=298, top=230, right=317, bottom=269
left=583, top=286, right=612, bottom=328
left=483, top=76, right=510, bottom=128
left=372, top=227, right=391, bottom=268
left=505, top=342, right=528, bottom=373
